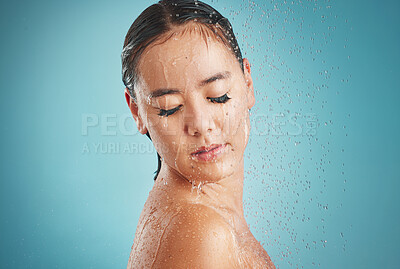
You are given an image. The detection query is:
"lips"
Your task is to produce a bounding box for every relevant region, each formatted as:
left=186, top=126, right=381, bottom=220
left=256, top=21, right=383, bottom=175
left=191, top=144, right=227, bottom=161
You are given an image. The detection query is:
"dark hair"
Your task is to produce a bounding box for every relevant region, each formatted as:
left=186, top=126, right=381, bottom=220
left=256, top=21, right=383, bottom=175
left=121, top=0, right=244, bottom=181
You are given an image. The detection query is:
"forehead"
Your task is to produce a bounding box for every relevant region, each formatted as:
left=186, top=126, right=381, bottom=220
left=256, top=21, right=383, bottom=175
left=136, top=23, right=241, bottom=92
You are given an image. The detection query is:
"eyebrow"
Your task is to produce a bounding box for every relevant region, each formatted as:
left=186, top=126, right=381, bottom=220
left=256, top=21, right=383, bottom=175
left=148, top=88, right=181, bottom=99
left=149, top=71, right=231, bottom=99
left=199, top=71, right=231, bottom=87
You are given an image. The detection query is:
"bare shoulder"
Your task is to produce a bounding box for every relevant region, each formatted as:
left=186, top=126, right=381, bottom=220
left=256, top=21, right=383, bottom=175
left=127, top=195, right=275, bottom=269
left=151, top=203, right=239, bottom=268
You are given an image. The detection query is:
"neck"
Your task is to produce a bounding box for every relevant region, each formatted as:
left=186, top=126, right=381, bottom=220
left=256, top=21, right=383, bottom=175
left=155, top=159, right=246, bottom=232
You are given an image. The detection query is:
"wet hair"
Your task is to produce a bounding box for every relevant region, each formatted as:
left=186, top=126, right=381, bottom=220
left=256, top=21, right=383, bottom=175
left=121, top=0, right=244, bottom=181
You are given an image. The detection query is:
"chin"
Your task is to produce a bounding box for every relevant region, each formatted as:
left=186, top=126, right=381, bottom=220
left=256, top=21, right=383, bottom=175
left=174, top=155, right=239, bottom=183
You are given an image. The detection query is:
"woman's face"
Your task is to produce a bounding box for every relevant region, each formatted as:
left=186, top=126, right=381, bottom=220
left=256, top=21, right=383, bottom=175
left=129, top=23, right=255, bottom=183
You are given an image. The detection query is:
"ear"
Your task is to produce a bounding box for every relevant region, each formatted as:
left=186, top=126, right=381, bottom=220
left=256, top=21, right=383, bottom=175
left=242, top=58, right=255, bottom=109
left=124, top=88, right=148, bottom=135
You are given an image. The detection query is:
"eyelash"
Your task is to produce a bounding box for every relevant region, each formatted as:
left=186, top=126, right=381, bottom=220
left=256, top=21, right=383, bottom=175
left=158, top=105, right=183, bottom=117
left=207, top=93, right=231, bottom=104
left=158, top=93, right=231, bottom=117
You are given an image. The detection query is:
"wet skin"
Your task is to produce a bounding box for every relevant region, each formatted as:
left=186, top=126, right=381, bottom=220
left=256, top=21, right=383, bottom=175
left=125, top=22, right=275, bottom=268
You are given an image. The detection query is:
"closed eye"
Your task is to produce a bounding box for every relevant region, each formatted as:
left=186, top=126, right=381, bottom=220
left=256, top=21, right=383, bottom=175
left=158, top=105, right=182, bottom=117
left=207, top=93, right=231, bottom=103
left=158, top=93, right=230, bottom=117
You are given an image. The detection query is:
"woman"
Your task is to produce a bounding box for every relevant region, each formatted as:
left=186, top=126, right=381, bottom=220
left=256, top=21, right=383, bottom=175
left=121, top=0, right=275, bottom=268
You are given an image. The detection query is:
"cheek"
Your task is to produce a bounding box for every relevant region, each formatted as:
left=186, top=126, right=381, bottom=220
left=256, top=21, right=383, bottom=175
left=224, top=98, right=248, bottom=136
left=159, top=117, right=180, bottom=136
left=146, top=111, right=181, bottom=137
left=148, top=117, right=184, bottom=159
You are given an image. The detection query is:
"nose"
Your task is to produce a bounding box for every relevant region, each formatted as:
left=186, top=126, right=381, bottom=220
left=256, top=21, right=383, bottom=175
left=184, top=101, right=216, bottom=137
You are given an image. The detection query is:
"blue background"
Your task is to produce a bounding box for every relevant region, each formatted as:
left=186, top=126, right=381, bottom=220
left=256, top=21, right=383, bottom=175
left=1, top=0, right=399, bottom=268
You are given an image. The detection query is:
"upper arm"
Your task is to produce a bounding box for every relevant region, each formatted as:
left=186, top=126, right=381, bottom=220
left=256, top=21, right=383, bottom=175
left=151, top=204, right=239, bottom=269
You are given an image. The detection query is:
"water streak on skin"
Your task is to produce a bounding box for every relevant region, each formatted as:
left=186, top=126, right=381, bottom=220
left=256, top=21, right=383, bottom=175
left=129, top=205, right=157, bottom=257
left=150, top=211, right=180, bottom=268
